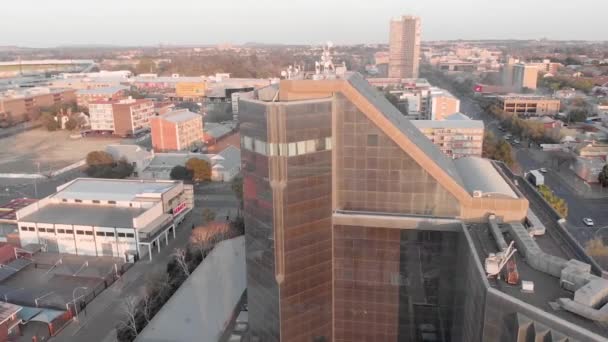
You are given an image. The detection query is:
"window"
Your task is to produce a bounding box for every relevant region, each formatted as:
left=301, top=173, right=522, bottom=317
left=96, top=232, right=105, bottom=236
left=75, top=199, right=82, bottom=203
left=62, top=199, right=68, bottom=202
left=108, top=201, right=116, bottom=204
left=20, top=227, right=27, bottom=231
left=126, top=233, right=135, bottom=238
left=57, top=229, right=65, bottom=234
left=118, top=233, right=126, bottom=238
left=288, top=143, right=297, bottom=156
left=297, top=141, right=306, bottom=155
left=367, top=134, right=378, bottom=146
left=92, top=200, right=100, bottom=204
left=85, top=231, right=93, bottom=236
left=47, top=229, right=55, bottom=233
left=106, top=232, right=115, bottom=237
left=325, top=137, right=333, bottom=150
left=76, top=230, right=84, bottom=235
left=38, top=228, right=46, bottom=233
left=66, top=230, right=73, bottom=234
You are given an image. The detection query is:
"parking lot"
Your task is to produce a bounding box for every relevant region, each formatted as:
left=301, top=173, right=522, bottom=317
left=0, top=252, right=126, bottom=311
left=0, top=128, right=121, bottom=174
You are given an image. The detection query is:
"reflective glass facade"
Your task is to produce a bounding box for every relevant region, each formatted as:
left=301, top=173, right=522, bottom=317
left=334, top=94, right=460, bottom=217
left=334, top=226, right=461, bottom=342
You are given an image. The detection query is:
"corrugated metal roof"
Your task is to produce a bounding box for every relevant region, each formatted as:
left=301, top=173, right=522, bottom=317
left=453, top=157, right=517, bottom=198
left=19, top=203, right=144, bottom=227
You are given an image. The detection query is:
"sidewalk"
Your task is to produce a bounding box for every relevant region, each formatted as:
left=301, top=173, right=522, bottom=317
left=52, top=209, right=200, bottom=342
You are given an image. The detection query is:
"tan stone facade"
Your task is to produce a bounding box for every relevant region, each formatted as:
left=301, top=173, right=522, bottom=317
left=497, top=96, right=561, bottom=116
left=388, top=16, right=421, bottom=79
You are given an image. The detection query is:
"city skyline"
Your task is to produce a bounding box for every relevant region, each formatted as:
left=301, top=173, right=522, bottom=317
left=1, top=0, right=607, bottom=48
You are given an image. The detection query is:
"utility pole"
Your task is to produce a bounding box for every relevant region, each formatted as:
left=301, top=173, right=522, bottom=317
left=34, top=162, right=40, bottom=198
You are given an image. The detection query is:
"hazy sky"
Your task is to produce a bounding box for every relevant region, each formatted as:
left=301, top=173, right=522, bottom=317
left=1, top=0, right=606, bottom=47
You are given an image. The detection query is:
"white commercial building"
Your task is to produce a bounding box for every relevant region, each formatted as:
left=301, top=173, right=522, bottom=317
left=16, top=178, right=193, bottom=261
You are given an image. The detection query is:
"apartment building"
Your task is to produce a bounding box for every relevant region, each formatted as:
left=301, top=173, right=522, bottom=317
left=150, top=109, right=204, bottom=152
left=496, top=95, right=561, bottom=116
left=0, top=88, right=76, bottom=126
left=16, top=178, right=193, bottom=260
left=89, top=97, right=155, bottom=136
left=513, top=63, right=538, bottom=91
left=412, top=112, right=484, bottom=158
left=389, top=15, right=421, bottom=78
left=76, top=86, right=127, bottom=108
left=429, top=88, right=461, bottom=120
left=240, top=73, right=535, bottom=342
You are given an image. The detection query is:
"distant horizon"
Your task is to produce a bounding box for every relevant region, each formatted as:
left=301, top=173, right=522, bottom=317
left=1, top=0, right=607, bottom=48
left=2, top=38, right=607, bottom=51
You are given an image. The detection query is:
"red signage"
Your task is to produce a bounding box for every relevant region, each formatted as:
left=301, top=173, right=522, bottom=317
left=172, top=202, right=187, bottom=217
left=474, top=85, right=483, bottom=93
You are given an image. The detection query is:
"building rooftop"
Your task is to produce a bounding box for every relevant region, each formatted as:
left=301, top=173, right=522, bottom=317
left=52, top=178, right=178, bottom=202
left=19, top=203, right=144, bottom=228
left=467, top=222, right=608, bottom=337
left=212, top=146, right=241, bottom=172
left=444, top=112, right=472, bottom=121
left=453, top=157, right=518, bottom=199
left=156, top=109, right=202, bottom=124
left=0, top=198, right=38, bottom=222
left=204, top=122, right=234, bottom=140
left=76, top=86, right=128, bottom=95
left=145, top=153, right=212, bottom=173
left=412, top=118, right=484, bottom=130
left=0, top=302, right=21, bottom=325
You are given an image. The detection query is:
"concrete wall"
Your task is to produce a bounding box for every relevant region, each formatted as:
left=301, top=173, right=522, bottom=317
left=136, top=236, right=246, bottom=342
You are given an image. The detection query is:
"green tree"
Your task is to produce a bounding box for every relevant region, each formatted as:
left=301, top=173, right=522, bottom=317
left=85, top=152, right=133, bottom=179
left=538, top=184, right=568, bottom=218
left=568, top=108, right=587, bottom=123
left=64, top=115, right=85, bottom=131
left=135, top=58, right=156, bottom=75
left=185, top=158, right=211, bottom=182
left=170, top=165, right=192, bottom=181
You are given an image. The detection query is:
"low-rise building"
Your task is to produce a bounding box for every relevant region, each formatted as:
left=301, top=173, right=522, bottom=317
left=0, top=302, right=22, bottom=340
left=571, top=157, right=606, bottom=183
left=76, top=86, right=128, bottom=108
left=496, top=95, right=561, bottom=116
left=89, top=97, right=155, bottom=136
left=0, top=88, right=76, bottom=126
left=173, top=82, right=207, bottom=102
left=150, top=109, right=204, bottom=152
left=412, top=113, right=484, bottom=158
left=16, top=178, right=193, bottom=260
left=575, top=144, right=608, bottom=160
left=0, top=198, right=38, bottom=244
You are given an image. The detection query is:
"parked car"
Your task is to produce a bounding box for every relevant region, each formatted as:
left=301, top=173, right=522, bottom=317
left=539, top=168, right=548, bottom=173
left=583, top=218, right=595, bottom=227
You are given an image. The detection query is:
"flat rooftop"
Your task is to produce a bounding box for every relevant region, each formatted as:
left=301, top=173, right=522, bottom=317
left=0, top=198, right=38, bottom=222
left=19, top=203, right=145, bottom=227
left=52, top=178, right=178, bottom=202
left=157, top=109, right=201, bottom=123
left=412, top=119, right=484, bottom=130
left=467, top=222, right=608, bottom=337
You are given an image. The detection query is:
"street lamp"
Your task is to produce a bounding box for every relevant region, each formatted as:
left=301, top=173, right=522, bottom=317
left=72, top=286, right=88, bottom=322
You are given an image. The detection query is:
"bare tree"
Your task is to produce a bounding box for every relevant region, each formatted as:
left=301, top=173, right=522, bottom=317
left=172, top=248, right=191, bottom=277
left=190, top=228, right=213, bottom=259
left=119, top=296, right=139, bottom=339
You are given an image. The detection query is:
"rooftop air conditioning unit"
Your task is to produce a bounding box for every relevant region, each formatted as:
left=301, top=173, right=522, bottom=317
left=473, top=190, right=483, bottom=198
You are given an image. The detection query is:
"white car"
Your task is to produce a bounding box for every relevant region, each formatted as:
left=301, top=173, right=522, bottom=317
left=583, top=218, right=594, bottom=227
left=539, top=168, right=548, bottom=173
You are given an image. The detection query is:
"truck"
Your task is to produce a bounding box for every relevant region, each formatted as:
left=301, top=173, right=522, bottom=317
left=527, top=170, right=544, bottom=187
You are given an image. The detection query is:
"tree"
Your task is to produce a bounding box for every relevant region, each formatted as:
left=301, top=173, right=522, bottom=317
left=599, top=164, right=608, bottom=187
left=231, top=176, right=243, bottom=208
left=170, top=165, right=192, bottom=181
left=135, top=58, right=156, bottom=75
left=568, top=108, right=587, bottom=123
left=117, top=296, right=140, bottom=341
left=86, top=151, right=114, bottom=167
left=65, top=115, right=85, bottom=131
left=202, top=208, right=216, bottom=224
left=538, top=184, right=568, bottom=218
left=40, top=113, right=59, bottom=131
left=85, top=152, right=133, bottom=179
left=171, top=248, right=191, bottom=277
left=185, top=158, right=211, bottom=182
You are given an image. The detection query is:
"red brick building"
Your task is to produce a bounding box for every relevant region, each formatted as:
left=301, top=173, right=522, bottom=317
left=150, top=109, right=204, bottom=152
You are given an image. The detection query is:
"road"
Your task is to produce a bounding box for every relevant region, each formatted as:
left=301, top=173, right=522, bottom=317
left=434, top=75, right=608, bottom=245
